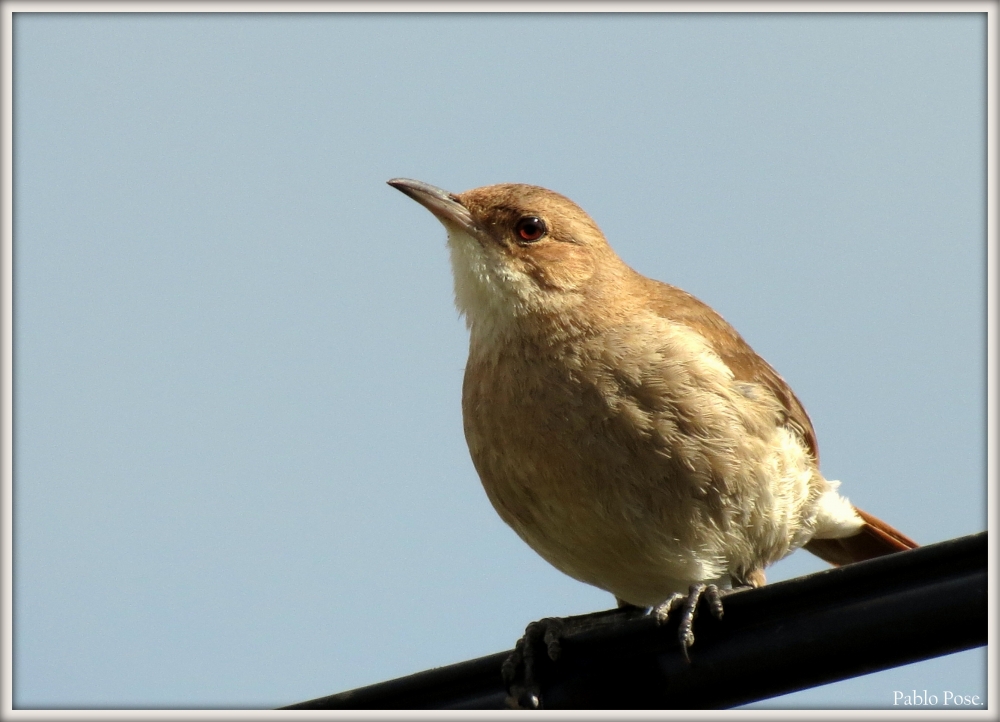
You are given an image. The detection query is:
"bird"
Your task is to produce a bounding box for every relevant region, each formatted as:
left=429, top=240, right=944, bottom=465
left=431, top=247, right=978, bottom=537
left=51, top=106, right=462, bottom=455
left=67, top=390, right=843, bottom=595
left=387, top=177, right=918, bottom=707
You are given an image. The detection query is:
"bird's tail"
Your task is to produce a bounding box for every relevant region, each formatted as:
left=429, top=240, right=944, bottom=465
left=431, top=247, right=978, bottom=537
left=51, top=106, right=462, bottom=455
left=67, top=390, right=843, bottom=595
left=805, top=506, right=918, bottom=566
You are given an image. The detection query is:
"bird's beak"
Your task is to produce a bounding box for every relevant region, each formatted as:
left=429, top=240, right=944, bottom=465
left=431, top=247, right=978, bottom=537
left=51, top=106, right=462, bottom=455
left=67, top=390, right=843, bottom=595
left=387, top=178, right=482, bottom=238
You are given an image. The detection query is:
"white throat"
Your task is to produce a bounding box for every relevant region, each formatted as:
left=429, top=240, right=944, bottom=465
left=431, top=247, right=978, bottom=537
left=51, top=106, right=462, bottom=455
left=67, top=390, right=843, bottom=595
left=446, top=228, right=531, bottom=338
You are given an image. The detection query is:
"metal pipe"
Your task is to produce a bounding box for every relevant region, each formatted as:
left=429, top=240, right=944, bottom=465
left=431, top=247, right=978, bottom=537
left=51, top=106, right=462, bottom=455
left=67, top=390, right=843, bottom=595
left=282, top=531, right=987, bottom=710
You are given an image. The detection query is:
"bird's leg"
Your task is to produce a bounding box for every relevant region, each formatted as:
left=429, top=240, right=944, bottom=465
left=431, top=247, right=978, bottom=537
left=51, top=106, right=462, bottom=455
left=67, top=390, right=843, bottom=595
left=648, top=583, right=726, bottom=663
left=503, top=574, right=761, bottom=706
left=648, top=570, right=766, bottom=661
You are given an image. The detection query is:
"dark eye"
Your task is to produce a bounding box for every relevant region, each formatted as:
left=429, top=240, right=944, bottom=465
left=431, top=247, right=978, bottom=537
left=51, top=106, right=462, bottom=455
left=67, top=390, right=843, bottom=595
left=515, top=216, right=547, bottom=242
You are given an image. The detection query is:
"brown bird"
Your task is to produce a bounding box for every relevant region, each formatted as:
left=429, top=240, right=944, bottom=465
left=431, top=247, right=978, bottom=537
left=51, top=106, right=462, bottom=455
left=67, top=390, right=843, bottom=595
left=388, top=178, right=917, bottom=704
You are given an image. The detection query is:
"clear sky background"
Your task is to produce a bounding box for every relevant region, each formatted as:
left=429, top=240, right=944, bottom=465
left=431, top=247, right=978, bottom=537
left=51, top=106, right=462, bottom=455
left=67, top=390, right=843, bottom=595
left=13, top=11, right=986, bottom=710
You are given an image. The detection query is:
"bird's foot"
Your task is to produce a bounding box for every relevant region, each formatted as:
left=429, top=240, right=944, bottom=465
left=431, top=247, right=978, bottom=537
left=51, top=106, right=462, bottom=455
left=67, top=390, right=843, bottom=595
left=501, top=608, right=633, bottom=709
left=647, top=583, right=726, bottom=662
left=501, top=617, right=565, bottom=709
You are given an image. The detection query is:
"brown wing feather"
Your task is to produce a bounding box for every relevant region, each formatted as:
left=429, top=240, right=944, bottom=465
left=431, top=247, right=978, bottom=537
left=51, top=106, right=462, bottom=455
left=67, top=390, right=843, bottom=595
left=639, top=278, right=819, bottom=462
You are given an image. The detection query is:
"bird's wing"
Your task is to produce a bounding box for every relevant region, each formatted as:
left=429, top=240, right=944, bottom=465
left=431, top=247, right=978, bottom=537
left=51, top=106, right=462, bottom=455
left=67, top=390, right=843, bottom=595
left=639, top=277, right=919, bottom=563
left=640, top=277, right=820, bottom=463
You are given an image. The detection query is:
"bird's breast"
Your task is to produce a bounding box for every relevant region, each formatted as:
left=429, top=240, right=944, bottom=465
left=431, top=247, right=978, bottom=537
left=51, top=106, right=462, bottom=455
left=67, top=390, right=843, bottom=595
left=460, top=318, right=782, bottom=602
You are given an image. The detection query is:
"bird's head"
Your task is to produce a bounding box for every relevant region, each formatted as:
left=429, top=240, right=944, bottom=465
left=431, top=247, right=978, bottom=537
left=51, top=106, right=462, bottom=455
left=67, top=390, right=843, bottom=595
left=388, top=178, right=629, bottom=336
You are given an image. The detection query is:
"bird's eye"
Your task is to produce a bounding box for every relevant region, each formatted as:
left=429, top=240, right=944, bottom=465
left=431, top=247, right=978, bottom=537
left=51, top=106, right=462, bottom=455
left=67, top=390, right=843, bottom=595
left=515, top=216, right=547, bottom=242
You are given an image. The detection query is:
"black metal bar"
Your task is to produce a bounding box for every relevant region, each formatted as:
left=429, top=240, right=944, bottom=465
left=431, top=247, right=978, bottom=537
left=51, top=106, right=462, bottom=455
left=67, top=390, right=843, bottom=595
left=282, top=532, right=987, bottom=710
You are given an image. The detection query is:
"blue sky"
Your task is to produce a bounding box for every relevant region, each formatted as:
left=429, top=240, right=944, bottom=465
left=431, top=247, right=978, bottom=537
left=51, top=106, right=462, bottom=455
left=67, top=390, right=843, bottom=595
left=13, top=11, right=986, bottom=709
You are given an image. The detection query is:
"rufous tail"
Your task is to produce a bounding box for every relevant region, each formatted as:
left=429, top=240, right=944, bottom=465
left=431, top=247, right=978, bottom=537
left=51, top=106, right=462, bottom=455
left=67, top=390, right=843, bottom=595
left=805, top=506, right=918, bottom=567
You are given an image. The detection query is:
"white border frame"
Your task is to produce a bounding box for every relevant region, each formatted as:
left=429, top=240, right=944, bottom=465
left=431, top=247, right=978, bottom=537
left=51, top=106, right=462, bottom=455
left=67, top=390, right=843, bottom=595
left=1, top=2, right=994, bottom=719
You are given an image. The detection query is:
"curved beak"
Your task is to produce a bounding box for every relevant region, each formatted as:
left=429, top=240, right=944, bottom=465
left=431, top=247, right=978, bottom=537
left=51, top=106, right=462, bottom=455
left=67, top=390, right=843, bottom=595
left=387, top=178, right=481, bottom=237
